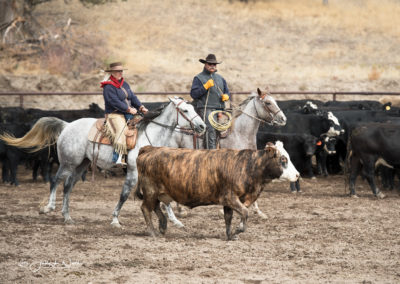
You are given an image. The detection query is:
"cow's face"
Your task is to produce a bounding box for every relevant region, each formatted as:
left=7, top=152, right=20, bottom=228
left=268, top=141, right=299, bottom=182
left=323, top=111, right=344, bottom=136
left=303, top=135, right=318, bottom=156
left=323, top=136, right=337, bottom=155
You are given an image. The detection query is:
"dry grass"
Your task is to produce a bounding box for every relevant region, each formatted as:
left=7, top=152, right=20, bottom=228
left=0, top=0, right=399, bottom=104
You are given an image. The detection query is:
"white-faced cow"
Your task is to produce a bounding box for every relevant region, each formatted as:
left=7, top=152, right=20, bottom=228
left=135, top=142, right=299, bottom=240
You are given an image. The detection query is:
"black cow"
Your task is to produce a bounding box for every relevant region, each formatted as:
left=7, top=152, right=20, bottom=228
left=315, top=135, right=337, bottom=177
left=277, top=99, right=324, bottom=112
left=347, top=123, right=400, bottom=198
left=259, top=112, right=343, bottom=138
left=326, top=109, right=400, bottom=174
left=324, top=100, right=386, bottom=111
left=0, top=123, right=32, bottom=185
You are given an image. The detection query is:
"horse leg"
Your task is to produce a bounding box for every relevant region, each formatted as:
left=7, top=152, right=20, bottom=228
left=40, top=165, right=70, bottom=214
left=164, top=203, right=184, bottom=228
left=61, top=159, right=90, bottom=224
left=111, top=172, right=136, bottom=228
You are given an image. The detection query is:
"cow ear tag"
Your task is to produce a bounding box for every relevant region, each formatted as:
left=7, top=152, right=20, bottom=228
left=316, top=140, right=322, bottom=146
left=386, top=105, right=391, bottom=111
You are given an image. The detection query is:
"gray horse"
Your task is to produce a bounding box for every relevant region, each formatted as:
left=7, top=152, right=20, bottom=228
left=1, top=97, right=206, bottom=225
left=164, top=88, right=287, bottom=226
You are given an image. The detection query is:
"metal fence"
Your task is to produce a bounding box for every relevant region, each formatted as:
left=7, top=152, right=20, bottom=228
left=0, top=91, right=400, bottom=108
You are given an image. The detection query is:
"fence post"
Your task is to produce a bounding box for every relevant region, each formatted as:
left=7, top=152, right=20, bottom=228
left=332, top=93, right=337, bottom=101
left=19, top=94, right=24, bottom=108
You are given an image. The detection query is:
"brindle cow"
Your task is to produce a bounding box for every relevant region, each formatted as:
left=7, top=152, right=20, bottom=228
left=135, top=142, right=299, bottom=240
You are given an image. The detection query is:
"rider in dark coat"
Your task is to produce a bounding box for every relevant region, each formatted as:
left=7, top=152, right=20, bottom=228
left=190, top=54, right=231, bottom=149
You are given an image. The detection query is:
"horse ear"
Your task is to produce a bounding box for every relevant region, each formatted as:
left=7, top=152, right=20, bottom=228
left=257, top=88, right=262, bottom=96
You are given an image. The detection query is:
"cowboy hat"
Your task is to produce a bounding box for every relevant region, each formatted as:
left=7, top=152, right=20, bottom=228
left=104, top=62, right=128, bottom=72
left=199, top=54, right=222, bottom=64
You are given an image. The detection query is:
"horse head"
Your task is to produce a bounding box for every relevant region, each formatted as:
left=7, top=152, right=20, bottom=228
left=169, top=97, right=206, bottom=135
left=255, top=88, right=287, bottom=126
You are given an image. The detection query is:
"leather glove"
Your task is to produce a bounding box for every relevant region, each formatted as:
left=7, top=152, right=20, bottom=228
left=203, top=79, right=214, bottom=90
left=221, top=94, right=230, bottom=102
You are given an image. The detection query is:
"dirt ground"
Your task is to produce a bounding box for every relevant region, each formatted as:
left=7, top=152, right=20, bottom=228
left=1, top=168, right=399, bottom=283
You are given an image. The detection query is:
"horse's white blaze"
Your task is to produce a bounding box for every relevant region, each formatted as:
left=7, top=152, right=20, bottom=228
left=275, top=141, right=300, bottom=182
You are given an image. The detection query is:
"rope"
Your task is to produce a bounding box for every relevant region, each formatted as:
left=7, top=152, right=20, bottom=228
left=208, top=110, right=233, bottom=131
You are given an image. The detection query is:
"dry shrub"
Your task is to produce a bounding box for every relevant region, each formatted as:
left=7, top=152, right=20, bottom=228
left=368, top=67, right=381, bottom=81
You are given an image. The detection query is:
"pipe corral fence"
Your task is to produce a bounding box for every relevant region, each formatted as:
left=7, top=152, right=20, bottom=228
left=0, top=91, right=400, bottom=108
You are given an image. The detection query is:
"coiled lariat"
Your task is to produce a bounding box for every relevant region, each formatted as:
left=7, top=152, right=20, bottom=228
left=208, top=110, right=233, bottom=131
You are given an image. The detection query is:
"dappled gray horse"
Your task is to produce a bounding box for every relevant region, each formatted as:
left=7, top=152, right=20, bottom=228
left=1, top=97, right=205, bottom=225
left=165, top=88, right=287, bottom=226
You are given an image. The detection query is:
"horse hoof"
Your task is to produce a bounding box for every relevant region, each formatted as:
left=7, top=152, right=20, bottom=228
left=111, top=221, right=122, bottom=228
left=173, top=221, right=185, bottom=228
left=350, top=194, right=359, bottom=198
left=39, top=206, right=52, bottom=214
left=376, top=192, right=385, bottom=199
left=148, top=230, right=158, bottom=238
left=228, top=234, right=239, bottom=241
left=291, top=190, right=297, bottom=194
left=64, top=218, right=74, bottom=225
left=258, top=212, right=268, bottom=220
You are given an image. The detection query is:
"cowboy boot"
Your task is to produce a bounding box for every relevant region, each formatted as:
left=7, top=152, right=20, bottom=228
left=115, top=153, right=127, bottom=167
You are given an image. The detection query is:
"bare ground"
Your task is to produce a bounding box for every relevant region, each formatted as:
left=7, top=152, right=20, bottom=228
left=1, top=168, right=399, bottom=283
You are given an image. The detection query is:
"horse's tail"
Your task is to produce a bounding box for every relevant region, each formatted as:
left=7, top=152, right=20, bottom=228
left=0, top=117, right=68, bottom=152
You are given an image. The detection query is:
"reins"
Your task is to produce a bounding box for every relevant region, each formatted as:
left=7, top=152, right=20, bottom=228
left=144, top=100, right=202, bottom=146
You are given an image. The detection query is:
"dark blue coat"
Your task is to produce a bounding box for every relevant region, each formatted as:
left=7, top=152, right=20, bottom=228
left=103, top=81, right=142, bottom=114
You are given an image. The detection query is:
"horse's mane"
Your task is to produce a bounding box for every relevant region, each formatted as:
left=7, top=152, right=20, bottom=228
left=137, top=102, right=169, bottom=131
left=231, top=93, right=257, bottom=119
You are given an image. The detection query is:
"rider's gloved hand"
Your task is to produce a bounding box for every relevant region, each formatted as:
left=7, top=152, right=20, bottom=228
left=221, top=94, right=230, bottom=102
left=203, top=79, right=214, bottom=90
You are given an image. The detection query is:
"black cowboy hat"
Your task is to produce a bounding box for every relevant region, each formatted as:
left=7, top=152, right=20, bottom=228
left=104, top=62, right=128, bottom=72
left=199, top=54, right=222, bottom=64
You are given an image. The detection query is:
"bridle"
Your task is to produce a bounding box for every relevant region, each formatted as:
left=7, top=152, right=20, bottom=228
left=145, top=99, right=202, bottom=145
left=240, top=95, right=283, bottom=125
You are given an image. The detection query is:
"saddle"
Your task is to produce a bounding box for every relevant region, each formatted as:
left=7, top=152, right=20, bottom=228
left=87, top=118, right=139, bottom=150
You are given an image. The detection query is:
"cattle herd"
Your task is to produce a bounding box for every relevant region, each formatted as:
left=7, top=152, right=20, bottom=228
left=1, top=98, right=399, bottom=239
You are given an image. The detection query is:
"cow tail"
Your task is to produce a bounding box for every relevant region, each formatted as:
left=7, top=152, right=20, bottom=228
left=134, top=183, right=143, bottom=200
left=0, top=117, right=68, bottom=152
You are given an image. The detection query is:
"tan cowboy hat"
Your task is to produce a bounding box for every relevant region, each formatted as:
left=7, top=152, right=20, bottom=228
left=199, top=54, right=222, bottom=64
left=104, top=62, right=128, bottom=72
